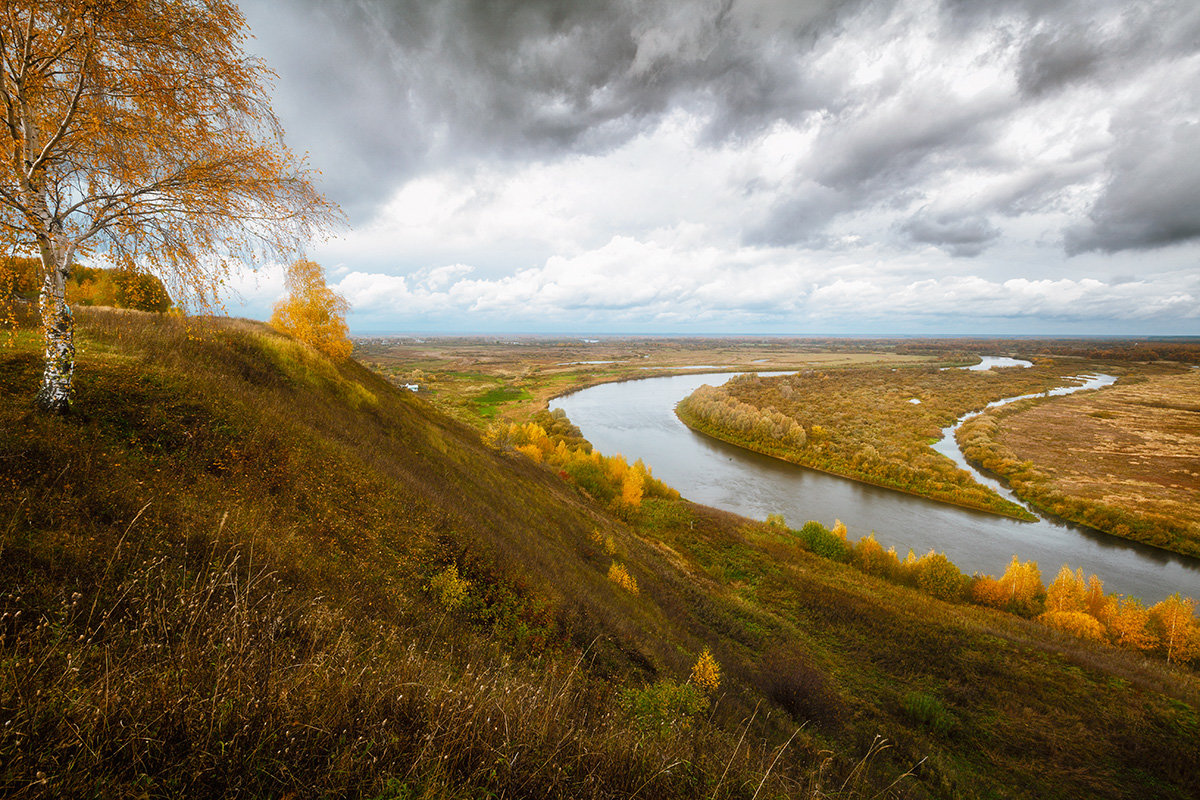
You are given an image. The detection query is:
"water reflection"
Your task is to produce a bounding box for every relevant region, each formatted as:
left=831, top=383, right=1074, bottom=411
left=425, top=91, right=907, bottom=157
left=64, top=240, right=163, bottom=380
left=551, top=371, right=1200, bottom=602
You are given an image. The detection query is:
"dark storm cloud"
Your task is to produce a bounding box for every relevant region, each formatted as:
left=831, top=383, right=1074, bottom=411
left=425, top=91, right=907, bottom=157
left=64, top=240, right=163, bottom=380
left=1016, top=26, right=1105, bottom=98
left=241, top=0, right=873, bottom=219
left=241, top=0, right=1200, bottom=261
left=1013, top=2, right=1200, bottom=99
left=900, top=209, right=1000, bottom=257
left=1067, top=121, right=1200, bottom=254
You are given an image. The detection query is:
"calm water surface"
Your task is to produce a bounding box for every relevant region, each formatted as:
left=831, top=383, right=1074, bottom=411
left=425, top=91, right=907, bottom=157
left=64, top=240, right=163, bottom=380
left=551, top=371, right=1200, bottom=602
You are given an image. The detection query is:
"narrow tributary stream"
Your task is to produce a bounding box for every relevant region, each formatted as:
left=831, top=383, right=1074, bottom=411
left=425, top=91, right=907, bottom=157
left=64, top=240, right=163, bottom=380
left=551, top=368, right=1200, bottom=602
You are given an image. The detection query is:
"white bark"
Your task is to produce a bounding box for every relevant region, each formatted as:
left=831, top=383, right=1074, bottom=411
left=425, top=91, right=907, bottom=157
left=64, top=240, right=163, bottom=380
left=34, top=251, right=72, bottom=412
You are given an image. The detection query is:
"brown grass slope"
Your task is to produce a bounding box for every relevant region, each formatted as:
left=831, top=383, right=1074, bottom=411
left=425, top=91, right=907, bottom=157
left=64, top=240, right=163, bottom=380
left=0, top=309, right=1197, bottom=799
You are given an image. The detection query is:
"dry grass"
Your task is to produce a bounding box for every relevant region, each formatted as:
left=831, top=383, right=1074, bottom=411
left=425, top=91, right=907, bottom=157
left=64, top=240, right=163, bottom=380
left=962, top=370, right=1200, bottom=554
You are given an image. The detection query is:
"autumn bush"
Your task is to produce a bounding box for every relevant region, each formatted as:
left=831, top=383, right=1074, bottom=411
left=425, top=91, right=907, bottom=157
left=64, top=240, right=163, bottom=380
left=607, top=561, right=639, bottom=595
left=797, top=520, right=853, bottom=562
left=914, top=551, right=966, bottom=602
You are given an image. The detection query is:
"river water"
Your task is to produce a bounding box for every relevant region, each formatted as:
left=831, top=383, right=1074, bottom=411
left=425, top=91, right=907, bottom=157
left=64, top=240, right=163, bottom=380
left=550, top=369, right=1200, bottom=602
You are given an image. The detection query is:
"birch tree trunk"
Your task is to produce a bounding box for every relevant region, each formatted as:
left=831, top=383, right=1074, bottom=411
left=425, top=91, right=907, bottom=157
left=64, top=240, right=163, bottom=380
left=35, top=248, right=73, bottom=413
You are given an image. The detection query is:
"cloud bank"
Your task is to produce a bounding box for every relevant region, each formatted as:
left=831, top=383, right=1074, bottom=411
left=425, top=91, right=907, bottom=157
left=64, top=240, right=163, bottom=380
left=236, top=0, right=1200, bottom=333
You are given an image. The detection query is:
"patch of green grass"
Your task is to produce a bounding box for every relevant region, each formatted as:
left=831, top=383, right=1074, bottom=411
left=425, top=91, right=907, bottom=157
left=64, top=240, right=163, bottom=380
left=470, top=383, right=530, bottom=418
left=901, top=691, right=957, bottom=737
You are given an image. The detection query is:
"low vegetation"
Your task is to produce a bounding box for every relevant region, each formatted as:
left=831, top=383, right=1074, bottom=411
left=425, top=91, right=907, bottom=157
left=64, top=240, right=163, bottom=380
left=958, top=370, right=1200, bottom=557
left=2, top=312, right=1198, bottom=798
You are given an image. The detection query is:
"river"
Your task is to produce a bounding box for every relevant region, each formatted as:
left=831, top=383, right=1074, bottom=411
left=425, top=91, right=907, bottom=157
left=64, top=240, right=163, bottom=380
left=550, top=368, right=1200, bottom=602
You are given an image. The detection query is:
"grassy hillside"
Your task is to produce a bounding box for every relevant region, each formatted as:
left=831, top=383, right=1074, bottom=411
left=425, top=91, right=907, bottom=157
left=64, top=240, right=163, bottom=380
left=1, top=309, right=1197, bottom=799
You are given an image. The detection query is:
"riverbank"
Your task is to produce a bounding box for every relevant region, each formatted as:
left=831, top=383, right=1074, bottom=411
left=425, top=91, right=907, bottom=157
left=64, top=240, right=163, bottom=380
left=675, top=402, right=1036, bottom=520
left=671, top=365, right=1107, bottom=521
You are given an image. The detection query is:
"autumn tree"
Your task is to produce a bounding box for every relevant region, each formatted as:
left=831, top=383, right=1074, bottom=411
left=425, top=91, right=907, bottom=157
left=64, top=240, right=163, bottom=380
left=973, top=556, right=1044, bottom=616
left=0, top=1, right=337, bottom=412
left=1149, top=594, right=1200, bottom=665
left=269, top=258, right=352, bottom=360
left=1107, top=598, right=1156, bottom=652
left=1044, top=565, right=1087, bottom=614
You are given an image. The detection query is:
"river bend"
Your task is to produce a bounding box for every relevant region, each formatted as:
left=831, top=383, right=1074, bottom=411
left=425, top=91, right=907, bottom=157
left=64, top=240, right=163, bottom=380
left=551, top=370, right=1200, bottom=602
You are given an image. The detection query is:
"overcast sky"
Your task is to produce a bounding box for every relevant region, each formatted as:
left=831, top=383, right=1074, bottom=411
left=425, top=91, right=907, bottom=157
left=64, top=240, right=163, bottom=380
left=232, top=0, right=1200, bottom=335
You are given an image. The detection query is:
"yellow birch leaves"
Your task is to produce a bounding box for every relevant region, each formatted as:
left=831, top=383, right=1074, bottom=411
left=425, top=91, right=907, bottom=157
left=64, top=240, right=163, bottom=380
left=270, top=259, right=352, bottom=360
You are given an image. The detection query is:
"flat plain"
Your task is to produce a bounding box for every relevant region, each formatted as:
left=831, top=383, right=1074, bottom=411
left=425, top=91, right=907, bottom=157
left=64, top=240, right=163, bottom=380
left=967, top=369, right=1200, bottom=554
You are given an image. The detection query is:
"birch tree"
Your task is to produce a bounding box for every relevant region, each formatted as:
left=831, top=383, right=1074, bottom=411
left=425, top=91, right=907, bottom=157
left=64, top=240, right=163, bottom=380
left=269, top=258, right=352, bottom=360
left=0, top=0, right=338, bottom=412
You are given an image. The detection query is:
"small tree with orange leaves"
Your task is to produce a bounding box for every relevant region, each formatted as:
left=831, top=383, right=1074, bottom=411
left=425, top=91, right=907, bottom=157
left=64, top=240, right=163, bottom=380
left=0, top=1, right=338, bottom=412
left=271, top=259, right=352, bottom=359
left=1149, top=594, right=1200, bottom=666
left=690, top=647, right=721, bottom=694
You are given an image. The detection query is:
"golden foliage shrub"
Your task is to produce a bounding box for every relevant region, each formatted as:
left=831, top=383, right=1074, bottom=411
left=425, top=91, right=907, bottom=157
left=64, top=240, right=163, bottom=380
left=854, top=534, right=895, bottom=577
left=608, top=562, right=639, bottom=595
left=1037, top=610, right=1107, bottom=642
left=690, top=647, right=721, bottom=694
left=427, top=564, right=472, bottom=610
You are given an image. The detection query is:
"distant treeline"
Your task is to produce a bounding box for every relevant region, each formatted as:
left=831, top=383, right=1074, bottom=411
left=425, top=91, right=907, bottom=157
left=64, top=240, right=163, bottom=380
left=1, top=256, right=172, bottom=312
left=890, top=337, right=1200, bottom=365
left=781, top=517, right=1199, bottom=666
